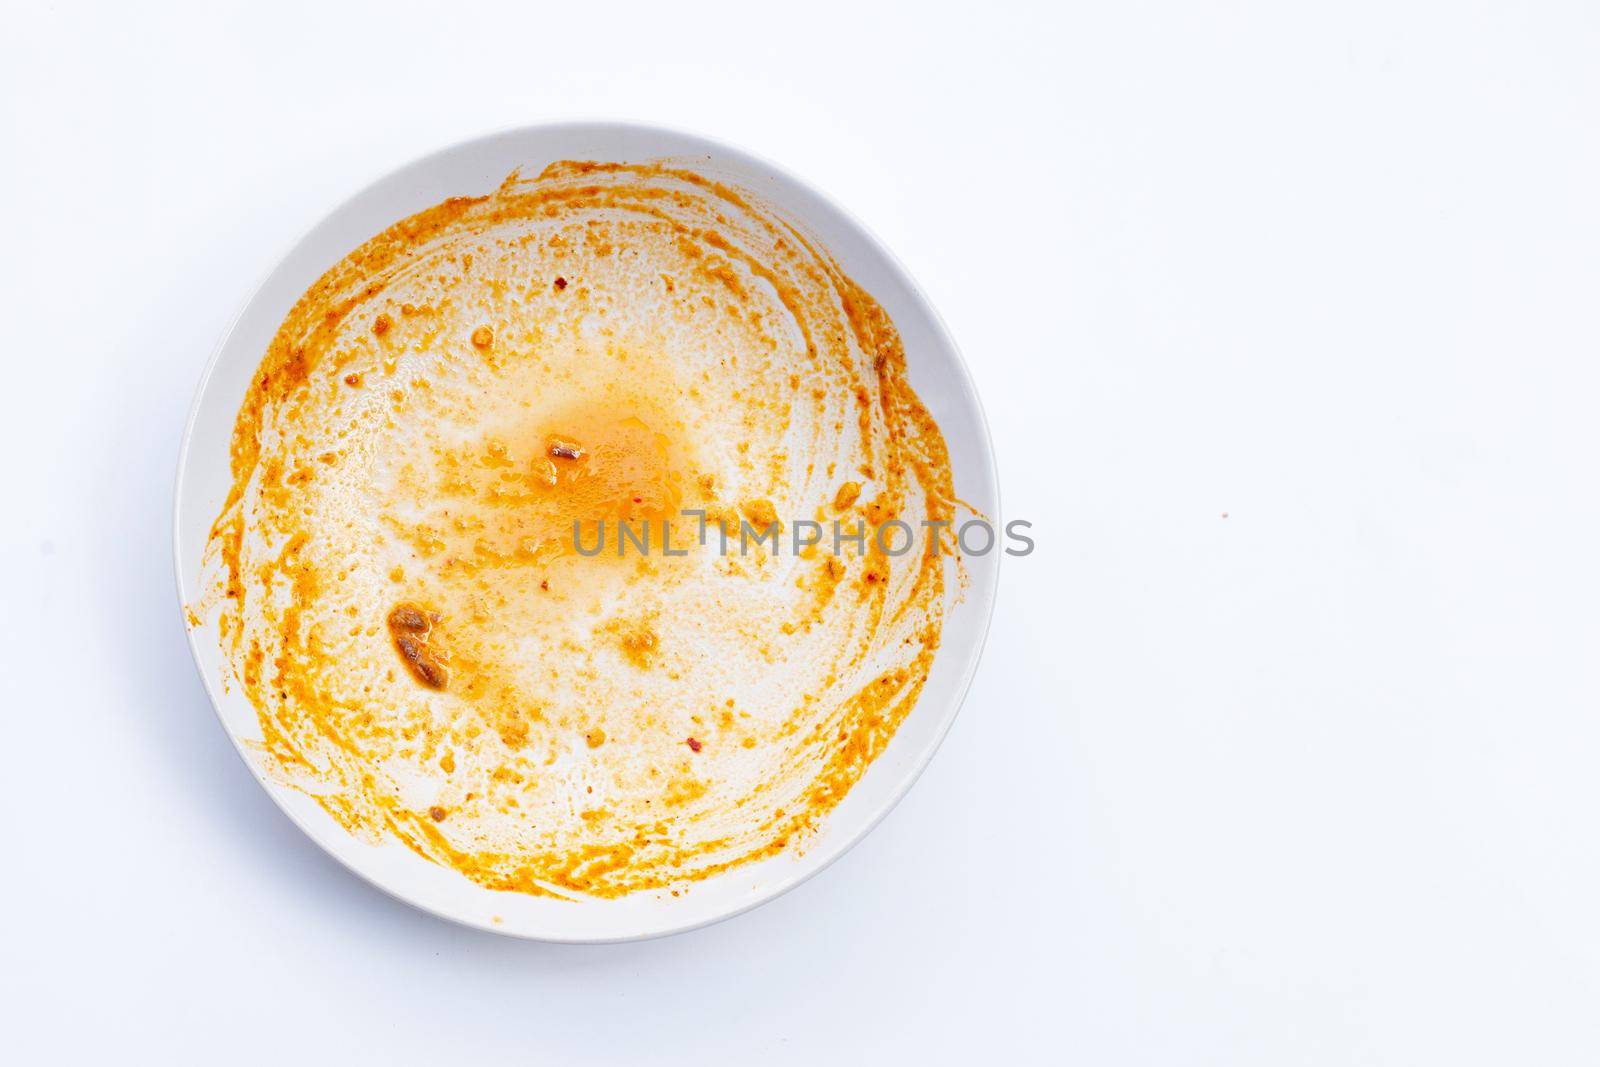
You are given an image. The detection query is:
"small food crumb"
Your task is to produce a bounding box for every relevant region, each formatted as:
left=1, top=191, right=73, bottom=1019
left=471, top=325, right=493, bottom=348
left=585, top=727, right=606, bottom=748
left=548, top=437, right=584, bottom=460
left=686, top=737, right=703, bottom=753
left=607, top=617, right=661, bottom=669
left=742, top=499, right=778, bottom=530
left=428, top=806, right=447, bottom=821
left=834, top=481, right=861, bottom=510
left=554, top=276, right=567, bottom=290
left=344, top=372, right=362, bottom=386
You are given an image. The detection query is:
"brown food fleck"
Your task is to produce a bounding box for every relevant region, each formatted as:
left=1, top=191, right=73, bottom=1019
left=428, top=806, right=447, bottom=821
left=387, top=603, right=448, bottom=689
left=554, top=276, right=567, bottom=290
left=344, top=372, right=362, bottom=387
left=471, top=325, right=493, bottom=348
left=389, top=603, right=429, bottom=631
left=372, top=313, right=392, bottom=336
left=686, top=736, right=703, bottom=753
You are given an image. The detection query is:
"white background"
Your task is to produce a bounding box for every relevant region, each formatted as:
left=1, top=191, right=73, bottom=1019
left=3, top=1, right=1598, bottom=1062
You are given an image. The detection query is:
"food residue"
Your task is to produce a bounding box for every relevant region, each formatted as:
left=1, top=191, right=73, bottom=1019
left=193, top=159, right=960, bottom=900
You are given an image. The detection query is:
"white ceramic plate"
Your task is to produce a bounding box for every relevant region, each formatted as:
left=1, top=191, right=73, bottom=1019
left=173, top=122, right=999, bottom=942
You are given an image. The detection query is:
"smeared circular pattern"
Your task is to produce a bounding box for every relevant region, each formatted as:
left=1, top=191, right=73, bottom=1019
left=198, top=160, right=959, bottom=898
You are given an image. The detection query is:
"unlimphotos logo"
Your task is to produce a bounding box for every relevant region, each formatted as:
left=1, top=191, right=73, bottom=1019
left=571, top=511, right=1034, bottom=558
